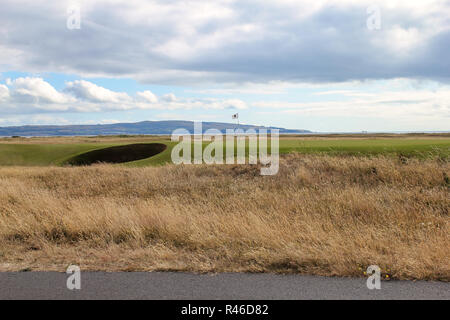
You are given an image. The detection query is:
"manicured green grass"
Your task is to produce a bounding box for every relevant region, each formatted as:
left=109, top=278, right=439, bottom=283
left=0, top=140, right=177, bottom=167
left=0, top=136, right=448, bottom=166
left=0, top=143, right=115, bottom=166
left=278, top=138, right=450, bottom=158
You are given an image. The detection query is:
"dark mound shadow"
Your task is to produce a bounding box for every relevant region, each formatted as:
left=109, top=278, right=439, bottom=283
left=67, top=143, right=167, bottom=166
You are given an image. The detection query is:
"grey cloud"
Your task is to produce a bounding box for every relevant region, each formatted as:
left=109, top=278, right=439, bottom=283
left=0, top=1, right=448, bottom=84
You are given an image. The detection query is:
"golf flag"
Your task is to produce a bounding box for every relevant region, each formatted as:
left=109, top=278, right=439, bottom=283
left=232, top=113, right=238, bottom=119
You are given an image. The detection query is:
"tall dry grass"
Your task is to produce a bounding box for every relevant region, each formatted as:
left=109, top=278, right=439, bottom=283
left=0, top=154, right=448, bottom=280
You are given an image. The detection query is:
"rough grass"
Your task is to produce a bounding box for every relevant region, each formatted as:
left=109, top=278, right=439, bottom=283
left=0, top=154, right=448, bottom=280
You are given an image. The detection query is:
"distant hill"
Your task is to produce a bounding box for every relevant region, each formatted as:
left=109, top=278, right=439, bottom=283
left=0, top=120, right=311, bottom=137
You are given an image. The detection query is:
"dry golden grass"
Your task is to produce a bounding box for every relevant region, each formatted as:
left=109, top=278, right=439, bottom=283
left=0, top=154, right=448, bottom=280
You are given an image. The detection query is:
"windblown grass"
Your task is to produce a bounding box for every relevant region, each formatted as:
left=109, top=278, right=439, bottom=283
left=0, top=154, right=448, bottom=280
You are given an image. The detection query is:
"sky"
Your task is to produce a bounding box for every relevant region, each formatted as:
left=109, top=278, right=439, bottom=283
left=0, top=0, right=449, bottom=132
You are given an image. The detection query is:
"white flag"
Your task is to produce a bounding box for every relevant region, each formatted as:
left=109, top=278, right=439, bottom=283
left=232, top=113, right=238, bottom=119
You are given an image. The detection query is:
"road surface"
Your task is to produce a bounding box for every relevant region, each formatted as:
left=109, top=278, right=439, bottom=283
left=0, top=272, right=448, bottom=300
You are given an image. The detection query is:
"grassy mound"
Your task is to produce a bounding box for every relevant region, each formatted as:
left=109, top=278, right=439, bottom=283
left=66, top=143, right=167, bottom=166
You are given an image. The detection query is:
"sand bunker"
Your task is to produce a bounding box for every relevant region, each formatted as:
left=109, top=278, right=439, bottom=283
left=66, top=143, right=167, bottom=165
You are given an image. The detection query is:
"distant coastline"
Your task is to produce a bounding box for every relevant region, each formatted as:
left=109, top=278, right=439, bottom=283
left=0, top=120, right=311, bottom=137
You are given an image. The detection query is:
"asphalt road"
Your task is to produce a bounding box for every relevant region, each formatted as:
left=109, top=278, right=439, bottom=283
left=0, top=272, right=448, bottom=300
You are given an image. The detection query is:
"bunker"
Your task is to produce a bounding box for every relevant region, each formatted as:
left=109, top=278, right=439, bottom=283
left=66, top=143, right=167, bottom=166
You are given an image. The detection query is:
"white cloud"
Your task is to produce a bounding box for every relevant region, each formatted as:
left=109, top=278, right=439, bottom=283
left=161, top=93, right=177, bottom=102
left=222, top=99, right=248, bottom=110
left=0, top=114, right=71, bottom=126
left=154, top=113, right=220, bottom=122
left=9, top=77, right=72, bottom=105
left=0, top=77, right=250, bottom=115
left=253, top=84, right=450, bottom=122
left=136, top=90, right=158, bottom=103
left=65, top=80, right=131, bottom=103
left=0, top=84, right=9, bottom=101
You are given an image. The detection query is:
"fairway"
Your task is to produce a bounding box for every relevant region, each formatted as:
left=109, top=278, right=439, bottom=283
left=0, top=134, right=449, bottom=166
left=278, top=137, right=450, bottom=158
